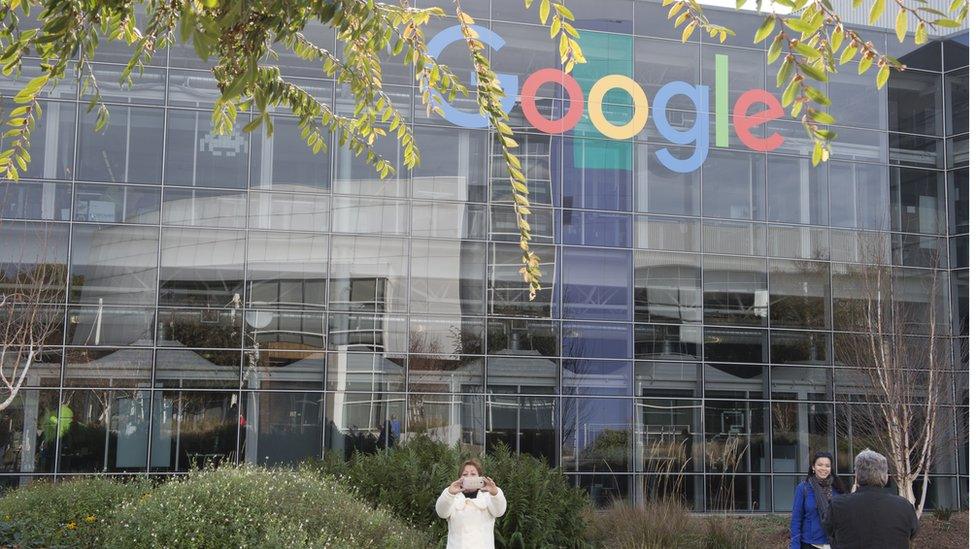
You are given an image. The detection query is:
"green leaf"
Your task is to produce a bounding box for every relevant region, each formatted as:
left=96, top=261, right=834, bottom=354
left=539, top=0, right=550, bottom=24
left=784, top=18, right=817, bottom=35
left=915, top=22, right=928, bottom=45
left=794, top=42, right=821, bottom=60
left=681, top=21, right=697, bottom=43
left=840, top=42, right=858, bottom=64
left=933, top=18, right=962, bottom=28
left=876, top=64, right=890, bottom=89
left=754, top=16, right=775, bottom=44
left=810, top=109, right=835, bottom=124
left=857, top=55, right=873, bottom=75
left=869, top=0, right=884, bottom=24
left=782, top=79, right=800, bottom=107
left=767, top=35, right=784, bottom=64
left=895, top=9, right=908, bottom=42
left=830, top=27, right=844, bottom=53
left=799, top=62, right=827, bottom=82
left=812, top=140, right=823, bottom=166
left=805, top=85, right=831, bottom=106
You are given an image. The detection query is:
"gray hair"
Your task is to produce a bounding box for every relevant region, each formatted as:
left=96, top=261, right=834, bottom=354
left=854, top=449, right=889, bottom=488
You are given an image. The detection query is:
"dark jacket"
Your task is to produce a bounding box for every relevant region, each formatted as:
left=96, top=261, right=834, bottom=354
left=789, top=480, right=842, bottom=549
left=827, top=486, right=919, bottom=549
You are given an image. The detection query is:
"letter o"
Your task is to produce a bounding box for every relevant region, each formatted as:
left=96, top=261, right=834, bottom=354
left=520, top=68, right=584, bottom=134
left=587, top=75, right=649, bottom=140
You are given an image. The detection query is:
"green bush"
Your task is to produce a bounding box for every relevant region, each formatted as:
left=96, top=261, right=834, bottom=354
left=103, top=465, right=431, bottom=548
left=305, top=437, right=590, bottom=548
left=0, top=476, right=151, bottom=548
left=584, top=499, right=691, bottom=548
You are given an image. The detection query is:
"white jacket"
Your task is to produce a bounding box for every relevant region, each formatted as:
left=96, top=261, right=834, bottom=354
left=435, top=487, right=507, bottom=549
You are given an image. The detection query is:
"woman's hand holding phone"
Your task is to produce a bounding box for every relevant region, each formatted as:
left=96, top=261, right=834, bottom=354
left=480, top=476, right=498, bottom=496
left=448, top=478, right=463, bottom=495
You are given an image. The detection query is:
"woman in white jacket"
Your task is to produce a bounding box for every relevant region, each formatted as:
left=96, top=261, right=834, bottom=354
left=435, top=459, right=507, bottom=549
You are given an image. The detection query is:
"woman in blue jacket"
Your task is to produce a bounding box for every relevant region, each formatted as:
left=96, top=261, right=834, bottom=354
left=790, top=451, right=848, bottom=549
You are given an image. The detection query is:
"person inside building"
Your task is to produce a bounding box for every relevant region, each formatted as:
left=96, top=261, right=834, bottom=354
left=790, top=450, right=848, bottom=549
left=435, top=458, right=506, bottom=549
left=827, top=449, right=919, bottom=549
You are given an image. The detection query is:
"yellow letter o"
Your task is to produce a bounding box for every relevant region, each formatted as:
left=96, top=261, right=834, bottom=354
left=586, top=75, right=649, bottom=140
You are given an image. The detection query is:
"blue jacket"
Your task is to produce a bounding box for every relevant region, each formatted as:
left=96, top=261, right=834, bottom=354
left=790, top=480, right=841, bottom=549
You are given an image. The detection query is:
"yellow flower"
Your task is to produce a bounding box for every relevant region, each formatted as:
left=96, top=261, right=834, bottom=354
left=84, top=515, right=96, bottom=524
left=66, top=521, right=77, bottom=530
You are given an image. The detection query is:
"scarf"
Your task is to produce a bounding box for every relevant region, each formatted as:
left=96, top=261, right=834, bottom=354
left=809, top=477, right=833, bottom=532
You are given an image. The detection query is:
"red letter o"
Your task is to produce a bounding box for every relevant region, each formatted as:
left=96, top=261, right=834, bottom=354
left=520, top=68, right=584, bottom=134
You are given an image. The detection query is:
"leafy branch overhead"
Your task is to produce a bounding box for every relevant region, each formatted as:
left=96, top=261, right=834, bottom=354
left=0, top=0, right=585, bottom=300
left=664, top=0, right=967, bottom=165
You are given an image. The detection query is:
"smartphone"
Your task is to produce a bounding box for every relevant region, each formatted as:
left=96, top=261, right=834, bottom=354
left=461, top=476, right=485, bottom=491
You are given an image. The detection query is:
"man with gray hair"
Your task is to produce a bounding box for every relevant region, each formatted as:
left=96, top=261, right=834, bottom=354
left=827, top=449, right=919, bottom=548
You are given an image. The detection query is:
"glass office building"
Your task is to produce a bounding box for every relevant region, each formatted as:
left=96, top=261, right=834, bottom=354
left=0, top=3, right=967, bottom=511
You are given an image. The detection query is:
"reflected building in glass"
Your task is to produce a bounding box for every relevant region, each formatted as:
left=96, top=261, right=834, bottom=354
left=0, top=3, right=967, bottom=511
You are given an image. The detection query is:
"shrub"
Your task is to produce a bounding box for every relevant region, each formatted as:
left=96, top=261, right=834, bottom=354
left=103, top=465, right=431, bottom=549
left=0, top=476, right=150, bottom=548
left=933, top=506, right=955, bottom=521
left=305, top=437, right=590, bottom=548
left=584, top=499, right=691, bottom=548
left=699, top=516, right=756, bottom=549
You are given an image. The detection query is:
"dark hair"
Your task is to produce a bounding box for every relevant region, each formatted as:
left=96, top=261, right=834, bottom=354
left=806, top=451, right=848, bottom=494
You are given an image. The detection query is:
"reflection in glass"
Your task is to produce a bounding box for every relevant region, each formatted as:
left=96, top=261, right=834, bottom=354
left=152, top=390, right=242, bottom=471
left=635, top=251, right=700, bottom=324
left=703, top=255, right=767, bottom=326
left=74, top=183, right=159, bottom=224
left=165, top=110, right=249, bottom=188
left=562, top=397, right=632, bottom=472
left=704, top=400, right=768, bottom=474
left=888, top=69, right=944, bottom=136
left=767, top=156, right=828, bottom=225
left=562, top=247, right=632, bottom=321
left=329, top=312, right=407, bottom=354
left=329, top=235, right=408, bottom=313
left=325, top=391, right=405, bottom=458
left=78, top=105, right=162, bottom=184
left=57, top=389, right=158, bottom=472
left=66, top=305, right=153, bottom=347
left=246, top=232, right=328, bottom=309
left=770, top=331, right=828, bottom=365
left=489, top=243, right=557, bottom=317
left=332, top=197, right=408, bottom=235
left=412, top=126, right=488, bottom=202
left=829, top=162, right=889, bottom=230
left=890, top=168, right=946, bottom=235
left=768, top=259, right=829, bottom=329
left=248, top=192, right=330, bottom=232
left=157, top=307, right=242, bottom=349
left=250, top=116, right=332, bottom=193
left=410, top=240, right=486, bottom=315
left=20, top=101, right=76, bottom=181
left=704, top=363, right=766, bottom=398
left=487, top=394, right=557, bottom=466
left=63, top=347, right=152, bottom=388
left=635, top=361, right=700, bottom=398
left=69, top=224, right=158, bottom=306
left=158, top=228, right=246, bottom=307
left=241, top=391, right=323, bottom=465
left=634, top=215, right=700, bottom=252
left=562, top=359, right=632, bottom=396
left=155, top=349, right=240, bottom=389
left=702, top=150, right=764, bottom=221
left=636, top=398, right=702, bottom=475
left=486, top=356, right=558, bottom=395
left=0, top=181, right=71, bottom=222
left=328, top=352, right=404, bottom=393
left=161, top=188, right=246, bottom=228
left=407, top=393, right=484, bottom=453
left=635, top=324, right=702, bottom=361
left=0, top=390, right=59, bottom=475
left=408, top=356, right=483, bottom=393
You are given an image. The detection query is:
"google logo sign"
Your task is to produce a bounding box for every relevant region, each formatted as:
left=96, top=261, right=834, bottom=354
left=429, top=25, right=787, bottom=173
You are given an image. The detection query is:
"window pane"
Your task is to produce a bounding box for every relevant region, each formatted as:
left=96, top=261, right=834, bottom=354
left=410, top=316, right=485, bottom=357
left=74, top=183, right=159, bottom=224
left=487, top=356, right=558, bottom=394
left=413, top=202, right=487, bottom=240
left=155, top=348, right=240, bottom=389
left=158, top=228, right=245, bottom=307
left=247, top=191, right=330, bottom=232
left=561, top=210, right=632, bottom=248
left=66, top=305, right=153, bottom=346
left=408, top=393, right=484, bottom=452
left=156, top=307, right=242, bottom=349
left=240, top=392, right=323, bottom=466
left=703, top=255, right=767, bottom=326
left=635, top=324, right=702, bottom=361
left=562, top=397, right=633, bottom=472
left=704, top=327, right=768, bottom=364
left=767, top=226, right=829, bottom=261
left=57, top=389, right=154, bottom=472
left=487, top=395, right=557, bottom=466
left=770, top=331, right=828, bottom=366
left=704, top=400, right=768, bottom=473
left=69, top=224, right=158, bottom=306
left=703, top=220, right=765, bottom=256
left=767, top=156, right=828, bottom=225
left=634, top=215, right=700, bottom=252
left=78, top=105, right=163, bottom=184
left=636, top=398, right=703, bottom=473
left=890, top=168, right=946, bottom=235
left=250, top=115, right=333, bottom=193
left=489, top=243, right=557, bottom=317
left=328, top=312, right=408, bottom=354
left=329, top=235, right=408, bottom=312
left=768, top=259, right=829, bottom=329
left=325, top=391, right=406, bottom=457
left=562, top=359, right=632, bottom=396
left=771, top=368, right=829, bottom=401
left=702, top=150, right=764, bottom=221
left=20, top=100, right=76, bottom=181
left=161, top=188, right=246, bottom=228
left=328, top=352, right=405, bottom=392
left=412, top=126, right=488, bottom=202
left=487, top=318, right=559, bottom=357
left=636, top=143, right=700, bottom=215
left=829, top=162, right=888, bottom=230
left=0, top=390, right=59, bottom=474
left=0, top=180, right=71, bottom=222
left=151, top=391, right=242, bottom=471
left=408, top=356, right=484, bottom=393
left=63, top=347, right=152, bottom=388
left=563, top=321, right=632, bottom=359
left=635, top=361, right=700, bottom=398
left=635, top=251, right=701, bottom=324
left=165, top=110, right=249, bottom=188
left=409, top=240, right=486, bottom=315
left=946, top=68, right=968, bottom=135
left=888, top=70, right=944, bottom=136
left=246, top=232, right=328, bottom=309
left=562, top=247, right=632, bottom=321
